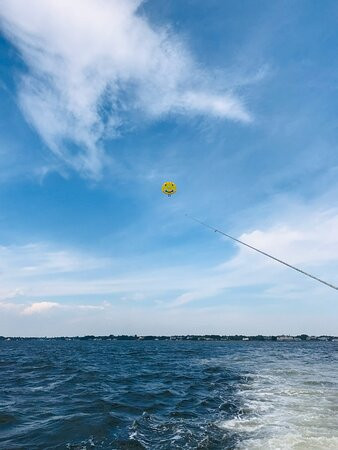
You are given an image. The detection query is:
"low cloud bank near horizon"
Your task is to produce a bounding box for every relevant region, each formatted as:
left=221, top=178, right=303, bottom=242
left=1, top=201, right=338, bottom=335
left=0, top=301, right=337, bottom=337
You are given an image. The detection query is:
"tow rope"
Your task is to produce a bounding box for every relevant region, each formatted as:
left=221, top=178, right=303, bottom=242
left=186, top=214, right=338, bottom=291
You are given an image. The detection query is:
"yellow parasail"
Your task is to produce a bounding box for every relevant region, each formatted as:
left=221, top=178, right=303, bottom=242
left=162, top=181, right=177, bottom=197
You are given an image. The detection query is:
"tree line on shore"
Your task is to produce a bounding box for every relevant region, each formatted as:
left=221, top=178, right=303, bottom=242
left=1, top=334, right=337, bottom=341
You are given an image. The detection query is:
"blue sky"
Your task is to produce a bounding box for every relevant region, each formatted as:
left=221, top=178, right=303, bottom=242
left=1, top=0, right=338, bottom=336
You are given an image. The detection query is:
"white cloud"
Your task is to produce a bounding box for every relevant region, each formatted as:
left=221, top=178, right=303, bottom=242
left=167, top=287, right=222, bottom=308
left=166, top=205, right=338, bottom=307
left=0, top=301, right=21, bottom=311
left=222, top=207, right=338, bottom=277
left=0, top=242, right=110, bottom=302
left=20, top=301, right=109, bottom=315
left=1, top=202, right=338, bottom=336
left=0, top=0, right=251, bottom=178
left=1, top=303, right=338, bottom=337
left=0, top=242, right=106, bottom=277
left=179, top=91, right=251, bottom=122
left=1, top=205, right=338, bottom=306
left=22, top=301, right=60, bottom=315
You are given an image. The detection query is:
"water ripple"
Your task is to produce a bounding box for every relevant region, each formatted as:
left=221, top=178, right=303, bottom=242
left=0, top=341, right=337, bottom=449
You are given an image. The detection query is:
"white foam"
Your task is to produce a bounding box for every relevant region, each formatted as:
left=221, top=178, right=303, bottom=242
left=218, top=348, right=338, bottom=449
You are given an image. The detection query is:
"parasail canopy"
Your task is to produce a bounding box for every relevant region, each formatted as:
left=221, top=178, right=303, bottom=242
left=162, top=181, right=177, bottom=197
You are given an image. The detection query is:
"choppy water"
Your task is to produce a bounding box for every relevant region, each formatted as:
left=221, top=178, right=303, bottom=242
left=0, top=340, right=337, bottom=449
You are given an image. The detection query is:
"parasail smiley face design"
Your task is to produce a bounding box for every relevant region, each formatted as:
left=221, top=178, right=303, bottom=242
left=162, top=181, right=177, bottom=197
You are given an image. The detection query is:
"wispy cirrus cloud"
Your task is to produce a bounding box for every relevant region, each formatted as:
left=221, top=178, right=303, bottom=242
left=0, top=242, right=109, bottom=301
left=0, top=242, right=107, bottom=276
left=0, top=0, right=252, bottom=178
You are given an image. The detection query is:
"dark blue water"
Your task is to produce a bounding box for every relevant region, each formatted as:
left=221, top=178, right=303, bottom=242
left=1, top=340, right=338, bottom=449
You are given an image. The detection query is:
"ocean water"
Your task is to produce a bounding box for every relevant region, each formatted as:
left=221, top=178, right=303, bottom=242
left=0, top=340, right=337, bottom=449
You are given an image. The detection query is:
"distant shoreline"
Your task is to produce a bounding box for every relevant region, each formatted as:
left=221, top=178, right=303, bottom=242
left=1, top=334, right=337, bottom=341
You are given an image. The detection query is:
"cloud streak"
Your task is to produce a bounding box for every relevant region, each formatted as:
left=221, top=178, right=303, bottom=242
left=1, top=204, right=338, bottom=308
left=1, top=202, right=338, bottom=335
left=0, top=0, right=251, bottom=178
